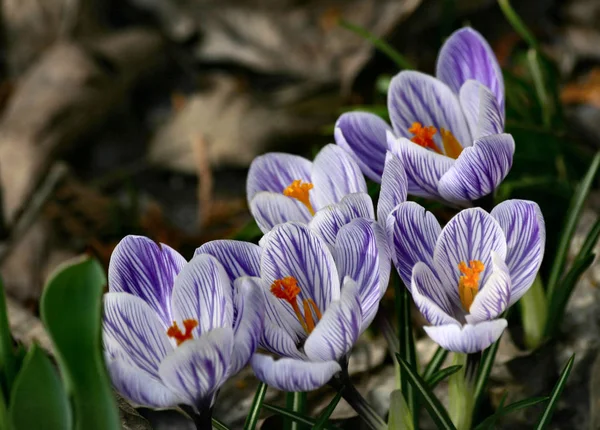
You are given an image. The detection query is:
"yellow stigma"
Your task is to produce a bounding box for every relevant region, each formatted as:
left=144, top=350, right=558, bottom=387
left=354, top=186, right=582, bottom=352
left=440, top=128, right=463, bottom=159
left=457, top=260, right=485, bottom=311
left=408, top=122, right=463, bottom=159
left=271, top=276, right=322, bottom=334
left=283, top=180, right=315, bottom=215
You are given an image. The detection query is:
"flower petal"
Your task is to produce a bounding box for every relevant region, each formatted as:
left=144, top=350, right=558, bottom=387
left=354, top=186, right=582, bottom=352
left=309, top=193, right=374, bottom=246
left=228, top=277, right=264, bottom=375
left=250, top=192, right=312, bottom=234
left=159, top=328, right=234, bottom=409
left=466, top=252, right=511, bottom=324
left=459, top=80, right=504, bottom=139
left=261, top=322, right=305, bottom=359
left=387, top=134, right=454, bottom=199
left=434, top=208, right=507, bottom=290
left=103, top=293, right=173, bottom=377
left=311, top=144, right=367, bottom=210
left=334, top=112, right=392, bottom=182
left=109, top=235, right=186, bottom=326
left=334, top=219, right=390, bottom=329
left=377, top=152, right=408, bottom=225
left=386, top=201, right=442, bottom=288
left=171, top=255, right=233, bottom=335
left=261, top=222, right=340, bottom=312
left=436, top=27, right=504, bottom=113
left=412, top=262, right=461, bottom=322
left=388, top=71, right=471, bottom=150
left=423, top=319, right=507, bottom=353
left=194, top=240, right=261, bottom=281
left=246, top=153, right=312, bottom=202
left=490, top=199, right=546, bottom=305
left=251, top=354, right=341, bottom=392
left=438, top=133, right=515, bottom=204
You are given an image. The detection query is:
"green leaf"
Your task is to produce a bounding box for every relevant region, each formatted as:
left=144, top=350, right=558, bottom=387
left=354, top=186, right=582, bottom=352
left=474, top=328, right=504, bottom=410
left=534, top=355, right=575, bottom=429
left=387, top=390, right=414, bottom=430
left=212, top=418, right=230, bottom=430
left=312, top=389, right=344, bottom=430
left=425, top=365, right=463, bottom=389
left=422, top=347, right=448, bottom=382
left=40, top=256, right=119, bottom=430
left=575, top=217, right=600, bottom=261
left=519, top=275, right=548, bottom=350
left=0, top=277, right=18, bottom=401
left=285, top=392, right=307, bottom=430
left=498, top=0, right=539, bottom=49
left=244, top=382, right=268, bottom=430
left=262, top=404, right=340, bottom=430
left=9, top=344, right=71, bottom=430
left=396, top=355, right=456, bottom=430
left=231, top=219, right=262, bottom=242
left=474, top=396, right=548, bottom=430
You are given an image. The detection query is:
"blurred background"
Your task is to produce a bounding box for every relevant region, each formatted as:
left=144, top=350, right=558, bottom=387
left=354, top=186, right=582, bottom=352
left=1, top=0, right=600, bottom=428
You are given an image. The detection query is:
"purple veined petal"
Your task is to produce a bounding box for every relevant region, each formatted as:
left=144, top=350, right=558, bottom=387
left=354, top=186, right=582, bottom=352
left=228, top=277, right=264, bottom=376
left=261, top=322, right=305, bottom=360
left=249, top=192, right=312, bottom=234
left=433, top=208, right=507, bottom=293
left=251, top=354, right=341, bottom=392
left=423, top=319, right=507, bottom=353
left=311, top=144, right=368, bottom=210
left=387, top=134, right=454, bottom=199
left=459, top=80, right=504, bottom=140
left=103, top=293, right=173, bottom=378
left=378, top=152, right=408, bottom=226
left=194, top=240, right=261, bottom=282
left=304, top=277, right=363, bottom=361
left=333, top=219, right=389, bottom=330
left=159, top=327, right=234, bottom=410
left=490, top=199, right=546, bottom=305
left=334, top=112, right=393, bottom=182
left=412, top=262, right=461, bottom=322
left=261, top=222, right=341, bottom=312
left=436, top=27, right=505, bottom=114
left=309, top=193, right=375, bottom=246
left=246, top=153, right=312, bottom=203
left=466, top=251, right=511, bottom=324
left=106, top=356, right=182, bottom=408
left=109, top=235, right=186, bottom=326
left=437, top=133, right=515, bottom=204
left=259, top=277, right=306, bottom=347
left=386, top=201, right=442, bottom=288
left=170, top=255, right=233, bottom=336
left=388, top=71, right=472, bottom=150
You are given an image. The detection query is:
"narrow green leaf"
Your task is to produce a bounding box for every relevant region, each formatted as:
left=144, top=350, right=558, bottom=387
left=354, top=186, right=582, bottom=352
left=9, top=345, right=71, bottom=430
left=574, top=217, right=600, bottom=261
left=535, top=355, right=575, bottom=429
left=426, top=365, right=463, bottom=389
left=40, top=256, right=119, bottom=430
left=387, top=390, right=414, bottom=430
left=212, top=418, right=230, bottom=430
left=396, top=355, right=456, bottom=430
left=422, top=347, right=448, bottom=382
left=526, top=49, right=554, bottom=128
left=474, top=332, right=503, bottom=410
left=474, top=395, right=548, bottom=430
left=244, top=382, right=268, bottom=430
left=473, top=392, right=508, bottom=430
left=338, top=20, right=413, bottom=70
left=312, top=389, right=344, bottom=430
left=547, top=152, right=600, bottom=304
left=498, top=0, right=540, bottom=49
left=0, top=387, right=8, bottom=430
left=262, top=404, right=340, bottom=430
left=285, top=392, right=307, bottom=430
left=0, top=277, right=18, bottom=400
left=519, top=275, right=548, bottom=349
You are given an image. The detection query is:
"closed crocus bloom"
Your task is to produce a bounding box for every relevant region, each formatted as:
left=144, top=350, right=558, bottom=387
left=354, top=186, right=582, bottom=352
left=386, top=200, right=545, bottom=352
left=103, top=236, right=263, bottom=411
left=336, top=27, right=513, bottom=205
left=195, top=220, right=390, bottom=391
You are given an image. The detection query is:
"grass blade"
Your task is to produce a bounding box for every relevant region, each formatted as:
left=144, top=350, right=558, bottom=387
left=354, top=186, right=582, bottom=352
left=474, top=333, right=503, bottom=410
left=212, top=418, right=230, bottom=430
left=425, top=365, right=463, bottom=389
left=262, top=404, right=340, bottom=430
left=498, top=0, right=539, bottom=49
left=474, top=396, right=547, bottom=430
left=396, top=355, right=456, bottom=430
left=285, top=392, right=307, bottom=430
left=312, top=389, right=344, bottom=430
left=535, top=355, right=575, bottom=429
left=422, top=347, right=449, bottom=382
left=574, top=217, right=600, bottom=260
left=244, top=382, right=268, bottom=430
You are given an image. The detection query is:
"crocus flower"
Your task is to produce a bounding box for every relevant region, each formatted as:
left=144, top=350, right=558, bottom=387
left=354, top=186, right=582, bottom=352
left=247, top=144, right=374, bottom=236
left=335, top=27, right=514, bottom=205
left=195, top=219, right=390, bottom=391
left=103, top=236, right=263, bottom=411
left=386, top=200, right=545, bottom=352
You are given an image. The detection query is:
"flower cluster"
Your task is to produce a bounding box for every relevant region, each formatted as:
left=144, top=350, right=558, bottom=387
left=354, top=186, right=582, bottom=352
left=103, top=26, right=545, bottom=418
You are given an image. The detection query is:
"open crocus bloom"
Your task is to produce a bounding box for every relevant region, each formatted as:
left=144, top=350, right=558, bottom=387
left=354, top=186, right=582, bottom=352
left=103, top=236, right=263, bottom=411
left=335, top=27, right=514, bottom=205
left=386, top=200, right=545, bottom=352
left=247, top=144, right=374, bottom=236
left=195, top=220, right=390, bottom=391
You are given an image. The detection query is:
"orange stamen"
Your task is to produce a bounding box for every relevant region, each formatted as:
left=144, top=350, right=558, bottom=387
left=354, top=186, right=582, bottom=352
left=284, top=180, right=315, bottom=215
left=440, top=128, right=463, bottom=159
left=271, top=276, right=322, bottom=334
left=167, top=319, right=198, bottom=346
left=457, top=260, right=485, bottom=311
left=409, top=122, right=443, bottom=154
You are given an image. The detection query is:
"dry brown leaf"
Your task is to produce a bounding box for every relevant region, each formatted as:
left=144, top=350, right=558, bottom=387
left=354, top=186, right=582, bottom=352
left=561, top=68, right=600, bottom=108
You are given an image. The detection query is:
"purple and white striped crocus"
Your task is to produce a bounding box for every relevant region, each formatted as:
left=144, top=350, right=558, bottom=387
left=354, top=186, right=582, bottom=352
left=103, top=235, right=263, bottom=411
left=335, top=27, right=514, bottom=205
left=247, top=144, right=375, bottom=236
left=386, top=200, right=545, bottom=352
left=195, top=219, right=390, bottom=391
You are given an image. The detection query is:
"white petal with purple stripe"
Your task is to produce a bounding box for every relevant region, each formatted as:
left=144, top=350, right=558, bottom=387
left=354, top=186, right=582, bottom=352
left=246, top=153, right=312, bottom=201
left=459, top=80, right=504, bottom=139
left=250, top=192, right=313, bottom=234
left=412, top=262, right=459, bottom=321
left=377, top=152, right=408, bottom=226
left=466, top=252, right=511, bottom=324
left=424, top=319, right=507, bottom=353
left=194, top=240, right=262, bottom=281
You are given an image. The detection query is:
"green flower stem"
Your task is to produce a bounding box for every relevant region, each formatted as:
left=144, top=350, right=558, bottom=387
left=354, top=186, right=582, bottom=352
left=449, top=353, right=478, bottom=430
left=284, top=391, right=307, bottom=430
left=519, top=275, right=548, bottom=349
